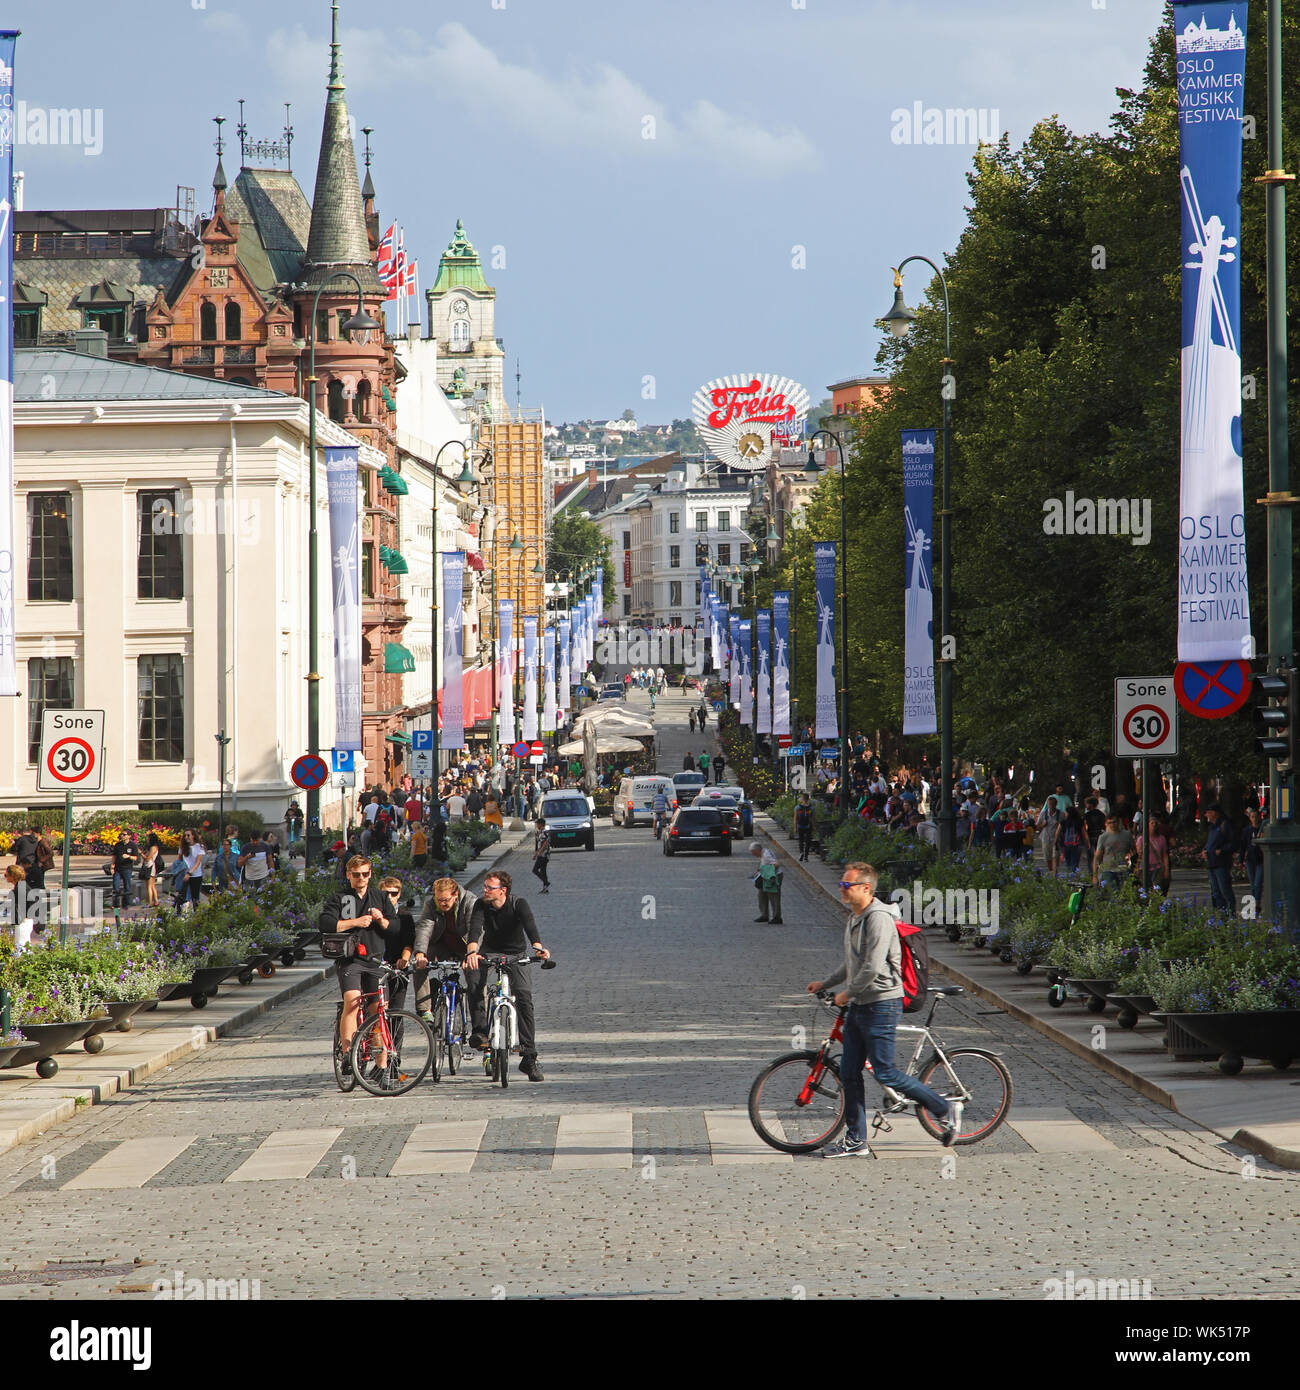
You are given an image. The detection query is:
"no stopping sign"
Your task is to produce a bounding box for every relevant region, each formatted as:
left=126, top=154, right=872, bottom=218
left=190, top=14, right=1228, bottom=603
left=1114, top=678, right=1177, bottom=758
left=37, top=709, right=106, bottom=792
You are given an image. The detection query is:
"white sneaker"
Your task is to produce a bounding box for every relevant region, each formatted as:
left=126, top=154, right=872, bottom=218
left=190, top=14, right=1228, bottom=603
left=822, top=1135, right=873, bottom=1158
left=940, top=1101, right=964, bottom=1147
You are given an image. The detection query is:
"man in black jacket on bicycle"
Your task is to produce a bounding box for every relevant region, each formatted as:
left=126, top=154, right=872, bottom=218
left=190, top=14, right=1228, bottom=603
left=464, top=871, right=551, bottom=1081
left=318, top=856, right=394, bottom=1062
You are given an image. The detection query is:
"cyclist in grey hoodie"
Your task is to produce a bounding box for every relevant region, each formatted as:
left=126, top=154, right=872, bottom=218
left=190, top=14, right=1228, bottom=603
left=808, top=861, right=958, bottom=1157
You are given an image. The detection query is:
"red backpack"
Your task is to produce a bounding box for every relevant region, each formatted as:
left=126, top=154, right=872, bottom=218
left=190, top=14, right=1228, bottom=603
left=896, top=920, right=930, bottom=1013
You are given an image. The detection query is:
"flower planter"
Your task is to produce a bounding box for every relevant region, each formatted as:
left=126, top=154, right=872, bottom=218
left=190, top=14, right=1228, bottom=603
left=1155, top=1011, right=1300, bottom=1075
left=237, top=952, right=277, bottom=986
left=0, top=1044, right=25, bottom=1069
left=81, top=1016, right=117, bottom=1053
left=154, top=981, right=196, bottom=1003
left=189, top=963, right=246, bottom=1008
left=291, top=931, right=320, bottom=964
left=1150, top=1014, right=1218, bottom=1063
left=102, top=1000, right=150, bottom=1033
left=1048, top=977, right=1117, bottom=1013
left=6, top=1021, right=97, bottom=1077
left=1105, top=994, right=1160, bottom=1030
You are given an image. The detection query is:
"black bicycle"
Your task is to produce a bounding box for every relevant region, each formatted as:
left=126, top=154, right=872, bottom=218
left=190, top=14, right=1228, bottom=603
left=425, top=960, right=471, bottom=1080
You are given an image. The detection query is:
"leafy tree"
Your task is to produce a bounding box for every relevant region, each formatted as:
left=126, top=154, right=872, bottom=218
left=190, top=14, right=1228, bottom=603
left=548, top=508, right=615, bottom=596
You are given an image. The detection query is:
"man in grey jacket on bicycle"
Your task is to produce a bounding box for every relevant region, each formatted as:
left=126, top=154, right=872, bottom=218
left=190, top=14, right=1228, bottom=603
left=412, top=877, right=484, bottom=1032
left=808, top=862, right=959, bottom=1157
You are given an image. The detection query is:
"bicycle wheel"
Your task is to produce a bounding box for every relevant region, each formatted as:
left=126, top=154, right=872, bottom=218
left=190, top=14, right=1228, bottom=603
left=429, top=998, right=447, bottom=1082
left=333, top=1010, right=357, bottom=1093
left=447, top=990, right=467, bottom=1075
left=351, top=1011, right=434, bottom=1097
left=915, top=1048, right=1013, bottom=1145
left=747, top=1051, right=845, bottom=1153
left=495, top=1047, right=509, bottom=1089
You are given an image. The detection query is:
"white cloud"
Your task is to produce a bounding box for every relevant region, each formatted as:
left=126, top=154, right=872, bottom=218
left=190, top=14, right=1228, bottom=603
left=264, top=20, right=819, bottom=175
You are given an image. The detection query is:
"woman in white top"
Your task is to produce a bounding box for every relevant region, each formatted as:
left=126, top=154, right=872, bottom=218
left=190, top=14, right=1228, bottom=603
left=178, top=830, right=205, bottom=910
left=141, top=833, right=162, bottom=908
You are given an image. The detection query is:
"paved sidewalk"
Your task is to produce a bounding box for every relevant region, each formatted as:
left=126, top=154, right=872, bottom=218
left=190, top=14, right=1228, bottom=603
left=0, top=828, right=529, bottom=1156
left=754, top=812, right=1300, bottom=1171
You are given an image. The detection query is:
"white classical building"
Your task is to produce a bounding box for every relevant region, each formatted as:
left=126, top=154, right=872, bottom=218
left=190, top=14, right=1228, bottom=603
left=1, top=346, right=384, bottom=824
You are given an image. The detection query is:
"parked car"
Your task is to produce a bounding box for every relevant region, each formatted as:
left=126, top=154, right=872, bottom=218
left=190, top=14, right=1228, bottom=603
left=601, top=683, right=626, bottom=701
left=692, top=792, right=742, bottom=837
left=538, top=790, right=596, bottom=851
left=663, top=807, right=733, bottom=856
left=696, top=785, right=753, bottom=837
left=613, top=775, right=677, bottom=827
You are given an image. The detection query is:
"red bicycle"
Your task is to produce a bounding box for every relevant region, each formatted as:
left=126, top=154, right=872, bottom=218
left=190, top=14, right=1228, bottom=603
left=747, top=986, right=1012, bottom=1153
left=340, top=961, right=434, bottom=1096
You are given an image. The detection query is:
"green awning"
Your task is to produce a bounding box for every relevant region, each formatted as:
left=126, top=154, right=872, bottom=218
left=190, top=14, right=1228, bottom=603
left=379, top=466, right=409, bottom=496
left=381, top=385, right=396, bottom=413
left=383, top=642, right=416, bottom=674
left=385, top=730, right=413, bottom=745
left=383, top=548, right=409, bottom=575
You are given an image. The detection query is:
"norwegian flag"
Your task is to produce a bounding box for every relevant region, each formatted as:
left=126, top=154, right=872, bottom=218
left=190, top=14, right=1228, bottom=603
left=402, top=258, right=418, bottom=299
left=376, top=221, right=396, bottom=272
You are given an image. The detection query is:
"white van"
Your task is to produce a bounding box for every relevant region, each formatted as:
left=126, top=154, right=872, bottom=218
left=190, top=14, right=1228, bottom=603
left=613, top=775, right=676, bottom=828
left=538, top=789, right=596, bottom=851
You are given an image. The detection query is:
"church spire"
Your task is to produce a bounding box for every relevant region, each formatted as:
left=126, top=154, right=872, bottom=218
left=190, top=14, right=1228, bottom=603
left=212, top=116, right=228, bottom=209
left=301, top=1, right=382, bottom=290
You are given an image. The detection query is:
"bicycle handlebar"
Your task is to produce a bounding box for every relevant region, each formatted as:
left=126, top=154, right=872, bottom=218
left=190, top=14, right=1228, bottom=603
left=475, top=952, right=557, bottom=970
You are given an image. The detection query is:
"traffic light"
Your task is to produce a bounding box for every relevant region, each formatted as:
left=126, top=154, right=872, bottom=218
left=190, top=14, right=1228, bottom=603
left=1254, top=664, right=1297, bottom=775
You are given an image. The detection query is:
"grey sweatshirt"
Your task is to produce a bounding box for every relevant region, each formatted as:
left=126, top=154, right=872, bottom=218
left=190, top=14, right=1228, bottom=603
left=822, top=899, right=903, bottom=1004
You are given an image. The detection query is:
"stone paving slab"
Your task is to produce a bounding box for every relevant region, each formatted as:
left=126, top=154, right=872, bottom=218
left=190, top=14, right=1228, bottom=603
left=755, top=812, right=1300, bottom=1170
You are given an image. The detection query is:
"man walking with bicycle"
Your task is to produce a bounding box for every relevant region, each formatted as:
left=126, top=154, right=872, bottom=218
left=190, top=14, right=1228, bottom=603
left=808, top=862, right=959, bottom=1156
left=465, top=871, right=551, bottom=1081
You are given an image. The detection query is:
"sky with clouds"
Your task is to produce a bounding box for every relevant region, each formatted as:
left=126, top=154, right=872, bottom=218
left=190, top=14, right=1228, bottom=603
left=9, top=0, right=1171, bottom=421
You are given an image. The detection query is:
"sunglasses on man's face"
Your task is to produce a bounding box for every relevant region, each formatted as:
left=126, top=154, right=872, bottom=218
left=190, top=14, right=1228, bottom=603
left=839, top=879, right=866, bottom=889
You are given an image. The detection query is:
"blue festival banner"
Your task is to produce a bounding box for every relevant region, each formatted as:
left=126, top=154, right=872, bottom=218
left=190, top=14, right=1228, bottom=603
left=772, top=591, right=791, bottom=737
left=441, top=551, right=466, bottom=750
left=521, top=615, right=539, bottom=742
left=325, top=447, right=362, bottom=750
left=814, top=541, right=838, bottom=739
left=739, top=618, right=753, bottom=726
left=902, top=429, right=938, bottom=736
left=558, top=617, right=571, bottom=703
left=1173, top=1, right=1250, bottom=662
left=542, top=625, right=557, bottom=733
left=498, top=599, right=515, bottom=745
left=710, top=595, right=722, bottom=670
left=729, top=615, right=741, bottom=707
left=0, top=34, right=16, bottom=697
left=756, top=609, right=772, bottom=735
left=570, top=601, right=584, bottom=685
left=585, top=587, right=596, bottom=663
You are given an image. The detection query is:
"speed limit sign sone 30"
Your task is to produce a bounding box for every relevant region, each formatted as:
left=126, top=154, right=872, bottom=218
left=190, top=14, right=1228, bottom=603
left=1113, top=678, right=1178, bottom=759
left=37, top=709, right=106, bottom=793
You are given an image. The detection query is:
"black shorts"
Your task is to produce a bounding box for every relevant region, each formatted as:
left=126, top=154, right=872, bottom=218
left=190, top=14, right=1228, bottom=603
left=336, top=960, right=382, bottom=996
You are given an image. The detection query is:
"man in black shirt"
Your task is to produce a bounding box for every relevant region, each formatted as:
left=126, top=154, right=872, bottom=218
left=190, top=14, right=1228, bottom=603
left=464, top=871, right=551, bottom=1081
left=378, top=875, right=415, bottom=1013
left=318, top=856, right=394, bottom=1059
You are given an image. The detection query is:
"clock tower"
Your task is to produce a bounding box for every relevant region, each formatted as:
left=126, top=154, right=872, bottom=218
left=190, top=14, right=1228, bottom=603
left=425, top=219, right=506, bottom=419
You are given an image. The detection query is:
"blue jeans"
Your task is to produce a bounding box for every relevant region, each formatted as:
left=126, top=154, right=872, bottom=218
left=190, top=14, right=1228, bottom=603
left=111, top=870, right=132, bottom=907
left=1100, top=869, right=1127, bottom=891
left=1249, top=862, right=1263, bottom=906
left=1209, top=865, right=1233, bottom=911
left=840, top=998, right=950, bottom=1145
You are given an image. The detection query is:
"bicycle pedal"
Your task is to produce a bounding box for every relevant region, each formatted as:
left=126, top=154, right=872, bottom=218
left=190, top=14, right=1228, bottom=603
left=870, top=1115, right=893, bottom=1135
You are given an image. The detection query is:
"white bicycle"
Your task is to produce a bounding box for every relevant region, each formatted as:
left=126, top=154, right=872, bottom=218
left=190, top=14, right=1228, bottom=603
left=480, top=954, right=553, bottom=1088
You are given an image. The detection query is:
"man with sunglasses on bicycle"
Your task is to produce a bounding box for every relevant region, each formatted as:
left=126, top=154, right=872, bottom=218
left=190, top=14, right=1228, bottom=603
left=464, top=871, right=551, bottom=1081
left=319, top=856, right=394, bottom=1071
left=412, top=877, right=484, bottom=1035
left=808, top=862, right=959, bottom=1156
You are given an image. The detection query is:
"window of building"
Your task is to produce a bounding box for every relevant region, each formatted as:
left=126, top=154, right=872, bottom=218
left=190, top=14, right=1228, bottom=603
left=85, top=306, right=126, bottom=339
left=717, top=512, right=730, bottom=531
left=695, top=582, right=701, bottom=604
left=27, top=657, right=74, bottom=764
left=316, top=310, right=331, bottom=343
left=199, top=302, right=217, bottom=341
left=362, top=545, right=374, bottom=598
left=669, top=581, right=682, bottom=605
left=695, top=511, right=708, bottom=532
left=669, top=545, right=680, bottom=569
left=740, top=542, right=751, bottom=564
left=356, top=380, right=372, bottom=422
left=622, top=530, right=631, bottom=550
left=137, top=654, right=184, bottom=762
left=718, top=543, right=731, bottom=565
left=225, top=302, right=241, bottom=340
left=669, top=513, right=679, bottom=534
left=451, top=319, right=471, bottom=350
left=694, top=541, right=709, bottom=565
left=623, top=594, right=632, bottom=615
left=14, top=307, right=40, bottom=344
left=27, top=492, right=73, bottom=602
left=327, top=379, right=345, bottom=423
left=137, top=491, right=183, bottom=600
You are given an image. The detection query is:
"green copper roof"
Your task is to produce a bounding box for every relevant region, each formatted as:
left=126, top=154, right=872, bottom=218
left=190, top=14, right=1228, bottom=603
left=430, top=219, right=493, bottom=295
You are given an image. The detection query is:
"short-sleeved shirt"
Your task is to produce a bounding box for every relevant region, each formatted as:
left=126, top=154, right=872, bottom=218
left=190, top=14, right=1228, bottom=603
left=1095, top=829, right=1134, bottom=872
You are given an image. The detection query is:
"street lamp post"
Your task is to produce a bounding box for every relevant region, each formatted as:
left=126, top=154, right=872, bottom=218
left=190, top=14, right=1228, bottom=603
left=430, top=441, right=476, bottom=796
left=301, top=273, right=383, bottom=867
left=215, top=731, right=231, bottom=844
left=881, top=256, right=955, bottom=855
left=806, top=428, right=849, bottom=820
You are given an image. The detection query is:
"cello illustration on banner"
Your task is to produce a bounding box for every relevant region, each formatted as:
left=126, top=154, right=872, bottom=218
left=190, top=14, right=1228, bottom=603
left=1180, top=164, right=1242, bottom=468
left=904, top=505, right=933, bottom=651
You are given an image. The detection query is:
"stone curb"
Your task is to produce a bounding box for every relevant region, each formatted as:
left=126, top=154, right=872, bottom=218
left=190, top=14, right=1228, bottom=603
left=0, top=830, right=528, bottom=1157
left=753, top=813, right=1300, bottom=1170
